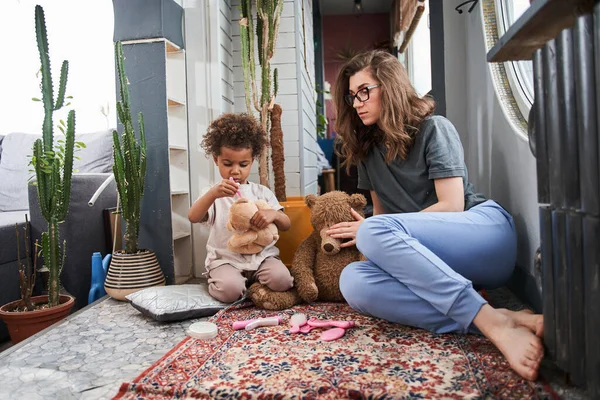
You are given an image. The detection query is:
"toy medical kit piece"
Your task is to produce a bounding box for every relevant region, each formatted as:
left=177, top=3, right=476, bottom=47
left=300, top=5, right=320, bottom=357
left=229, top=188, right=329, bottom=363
left=245, top=316, right=282, bottom=330
left=232, top=316, right=282, bottom=330
left=232, top=318, right=256, bottom=330
left=321, top=327, right=346, bottom=341
left=229, top=177, right=242, bottom=197
left=289, top=313, right=307, bottom=333
left=298, top=318, right=355, bottom=333
left=306, top=319, right=355, bottom=329
left=291, top=318, right=357, bottom=340
left=187, top=322, right=218, bottom=340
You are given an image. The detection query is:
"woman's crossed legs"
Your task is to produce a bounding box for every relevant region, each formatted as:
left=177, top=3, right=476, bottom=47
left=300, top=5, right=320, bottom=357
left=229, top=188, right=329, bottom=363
left=340, top=201, right=544, bottom=380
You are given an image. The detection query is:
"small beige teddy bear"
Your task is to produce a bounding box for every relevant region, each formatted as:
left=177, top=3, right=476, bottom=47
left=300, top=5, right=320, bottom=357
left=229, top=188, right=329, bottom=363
left=226, top=198, right=279, bottom=254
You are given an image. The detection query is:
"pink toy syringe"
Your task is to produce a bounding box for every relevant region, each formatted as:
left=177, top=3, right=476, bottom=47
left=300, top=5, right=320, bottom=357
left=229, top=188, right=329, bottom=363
left=229, top=177, right=241, bottom=197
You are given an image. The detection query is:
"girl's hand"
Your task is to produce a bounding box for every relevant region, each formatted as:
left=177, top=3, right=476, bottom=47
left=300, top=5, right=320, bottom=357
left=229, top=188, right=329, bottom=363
left=211, top=179, right=239, bottom=198
left=325, top=208, right=364, bottom=248
left=251, top=209, right=277, bottom=230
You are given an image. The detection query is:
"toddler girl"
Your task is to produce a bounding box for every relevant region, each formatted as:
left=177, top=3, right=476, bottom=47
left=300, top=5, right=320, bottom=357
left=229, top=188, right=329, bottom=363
left=188, top=113, right=293, bottom=303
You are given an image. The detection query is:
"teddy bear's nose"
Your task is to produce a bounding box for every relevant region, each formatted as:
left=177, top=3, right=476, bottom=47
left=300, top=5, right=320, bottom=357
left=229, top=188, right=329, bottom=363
left=323, top=243, right=334, bottom=252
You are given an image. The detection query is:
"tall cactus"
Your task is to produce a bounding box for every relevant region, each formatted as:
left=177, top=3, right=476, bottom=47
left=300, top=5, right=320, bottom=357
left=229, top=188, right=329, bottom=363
left=239, top=0, right=284, bottom=191
left=112, top=41, right=147, bottom=255
left=31, top=5, right=75, bottom=308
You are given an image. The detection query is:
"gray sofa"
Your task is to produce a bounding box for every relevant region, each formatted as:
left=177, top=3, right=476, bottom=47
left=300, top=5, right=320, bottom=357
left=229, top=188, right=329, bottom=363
left=0, top=131, right=117, bottom=342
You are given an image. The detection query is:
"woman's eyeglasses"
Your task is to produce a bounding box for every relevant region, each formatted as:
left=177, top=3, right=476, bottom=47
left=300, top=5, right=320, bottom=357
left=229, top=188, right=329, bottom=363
left=345, top=84, right=381, bottom=106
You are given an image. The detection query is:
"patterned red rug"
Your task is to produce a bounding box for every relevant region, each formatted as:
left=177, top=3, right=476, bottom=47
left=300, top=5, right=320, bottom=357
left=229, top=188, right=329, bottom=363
left=114, top=302, right=558, bottom=399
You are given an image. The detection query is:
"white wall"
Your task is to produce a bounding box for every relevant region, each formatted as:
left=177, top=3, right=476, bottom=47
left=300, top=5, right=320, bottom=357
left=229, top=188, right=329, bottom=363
left=443, top=3, right=539, bottom=281
left=219, top=0, right=236, bottom=114
left=184, top=0, right=240, bottom=276
left=296, top=0, right=318, bottom=195
left=0, top=0, right=116, bottom=136
left=230, top=0, right=317, bottom=196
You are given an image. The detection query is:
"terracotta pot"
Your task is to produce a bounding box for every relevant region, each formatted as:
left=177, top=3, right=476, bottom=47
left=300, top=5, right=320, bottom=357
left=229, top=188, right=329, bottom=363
left=104, top=249, right=166, bottom=301
left=276, top=196, right=313, bottom=267
left=0, top=295, right=75, bottom=344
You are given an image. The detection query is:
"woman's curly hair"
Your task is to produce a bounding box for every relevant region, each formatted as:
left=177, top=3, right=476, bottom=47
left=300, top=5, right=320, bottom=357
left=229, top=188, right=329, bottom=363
left=201, top=113, right=267, bottom=158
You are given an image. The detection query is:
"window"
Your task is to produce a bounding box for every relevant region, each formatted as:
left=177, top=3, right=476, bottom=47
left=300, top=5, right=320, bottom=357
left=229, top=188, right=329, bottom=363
left=406, top=0, right=431, bottom=97
left=0, top=0, right=116, bottom=135
left=497, top=0, right=534, bottom=120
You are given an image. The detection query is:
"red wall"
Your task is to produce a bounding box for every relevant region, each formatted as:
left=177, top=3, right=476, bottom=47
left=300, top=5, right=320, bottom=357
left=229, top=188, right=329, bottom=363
left=322, top=13, right=390, bottom=136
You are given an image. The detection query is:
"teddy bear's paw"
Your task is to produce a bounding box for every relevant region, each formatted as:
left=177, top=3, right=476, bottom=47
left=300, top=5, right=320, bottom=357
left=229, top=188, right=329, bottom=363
left=248, top=283, right=301, bottom=310
left=298, top=282, right=319, bottom=303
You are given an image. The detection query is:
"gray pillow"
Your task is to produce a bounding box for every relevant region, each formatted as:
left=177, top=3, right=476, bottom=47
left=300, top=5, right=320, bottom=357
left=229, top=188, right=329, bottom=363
left=0, top=131, right=114, bottom=212
left=126, top=283, right=229, bottom=322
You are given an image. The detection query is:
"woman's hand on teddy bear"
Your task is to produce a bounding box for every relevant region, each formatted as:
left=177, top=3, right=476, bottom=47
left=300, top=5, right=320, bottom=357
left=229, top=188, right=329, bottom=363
left=251, top=209, right=277, bottom=229
left=326, top=208, right=365, bottom=248
left=211, top=179, right=240, bottom=199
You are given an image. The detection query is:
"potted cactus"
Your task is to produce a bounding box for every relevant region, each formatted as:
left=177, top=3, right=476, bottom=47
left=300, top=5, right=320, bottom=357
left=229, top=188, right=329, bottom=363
left=103, top=41, right=166, bottom=301
left=0, top=5, right=75, bottom=343
left=239, top=0, right=312, bottom=267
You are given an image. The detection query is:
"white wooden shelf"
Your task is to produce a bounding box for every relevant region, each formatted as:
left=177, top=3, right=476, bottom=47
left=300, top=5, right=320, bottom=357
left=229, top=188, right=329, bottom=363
left=167, top=103, right=187, bottom=149
left=168, top=98, right=186, bottom=107
left=169, top=148, right=189, bottom=195
left=167, top=48, right=186, bottom=106
left=173, top=231, right=191, bottom=240
left=174, top=236, right=193, bottom=281
left=175, top=275, right=192, bottom=284
left=164, top=41, right=193, bottom=283
left=166, top=41, right=182, bottom=54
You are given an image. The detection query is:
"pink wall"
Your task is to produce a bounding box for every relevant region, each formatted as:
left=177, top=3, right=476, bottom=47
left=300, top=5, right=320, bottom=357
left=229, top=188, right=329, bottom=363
left=322, top=13, right=390, bottom=136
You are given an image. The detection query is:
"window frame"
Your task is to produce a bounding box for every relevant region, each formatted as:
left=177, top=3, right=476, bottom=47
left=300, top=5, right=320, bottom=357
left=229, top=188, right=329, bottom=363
left=496, top=0, right=534, bottom=121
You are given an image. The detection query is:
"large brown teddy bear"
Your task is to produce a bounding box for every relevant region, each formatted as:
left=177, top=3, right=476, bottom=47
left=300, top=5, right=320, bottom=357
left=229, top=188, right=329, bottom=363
left=227, top=198, right=279, bottom=254
left=248, top=191, right=367, bottom=310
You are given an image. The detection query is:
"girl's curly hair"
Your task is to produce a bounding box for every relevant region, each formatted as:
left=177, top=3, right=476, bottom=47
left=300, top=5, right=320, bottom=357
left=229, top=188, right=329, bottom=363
left=201, top=113, right=267, bottom=158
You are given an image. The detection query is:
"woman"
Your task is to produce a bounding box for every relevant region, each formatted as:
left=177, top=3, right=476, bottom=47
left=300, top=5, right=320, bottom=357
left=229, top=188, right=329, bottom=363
left=327, top=50, right=544, bottom=381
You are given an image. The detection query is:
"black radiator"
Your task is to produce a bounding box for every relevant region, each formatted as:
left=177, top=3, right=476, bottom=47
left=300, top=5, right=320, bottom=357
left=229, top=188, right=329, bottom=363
left=530, top=11, right=600, bottom=395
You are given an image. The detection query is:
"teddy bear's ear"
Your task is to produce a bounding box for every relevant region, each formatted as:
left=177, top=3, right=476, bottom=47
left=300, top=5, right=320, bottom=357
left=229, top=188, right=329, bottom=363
left=305, top=194, right=317, bottom=208
left=349, top=193, right=367, bottom=210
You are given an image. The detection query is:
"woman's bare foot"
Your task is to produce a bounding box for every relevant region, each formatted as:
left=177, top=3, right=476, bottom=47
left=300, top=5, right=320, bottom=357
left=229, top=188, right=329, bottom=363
left=497, top=308, right=544, bottom=338
left=474, top=305, right=544, bottom=381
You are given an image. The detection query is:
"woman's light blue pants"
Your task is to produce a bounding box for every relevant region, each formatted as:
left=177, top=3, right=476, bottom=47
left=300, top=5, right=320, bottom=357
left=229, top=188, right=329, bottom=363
left=339, top=200, right=517, bottom=334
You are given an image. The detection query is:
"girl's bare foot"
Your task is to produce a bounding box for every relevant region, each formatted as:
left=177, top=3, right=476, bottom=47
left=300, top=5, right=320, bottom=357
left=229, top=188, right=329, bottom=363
left=474, top=305, right=544, bottom=381
left=497, top=308, right=544, bottom=338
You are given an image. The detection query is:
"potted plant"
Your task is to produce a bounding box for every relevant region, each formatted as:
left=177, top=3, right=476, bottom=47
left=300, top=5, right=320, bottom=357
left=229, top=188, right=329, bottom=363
left=239, top=0, right=313, bottom=267
left=0, top=218, right=74, bottom=344
left=0, top=5, right=76, bottom=343
left=103, top=41, right=166, bottom=301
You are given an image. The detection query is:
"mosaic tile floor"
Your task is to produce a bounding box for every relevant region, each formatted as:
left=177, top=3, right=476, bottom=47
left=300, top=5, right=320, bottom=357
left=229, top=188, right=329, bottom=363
left=0, top=296, right=209, bottom=400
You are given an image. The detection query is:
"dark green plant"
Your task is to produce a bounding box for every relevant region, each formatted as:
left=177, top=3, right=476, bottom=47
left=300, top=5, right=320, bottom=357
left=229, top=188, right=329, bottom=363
left=316, top=106, right=327, bottom=139
left=15, top=216, right=37, bottom=312
left=315, top=85, right=330, bottom=139
left=30, top=5, right=75, bottom=308
left=112, top=41, right=147, bottom=254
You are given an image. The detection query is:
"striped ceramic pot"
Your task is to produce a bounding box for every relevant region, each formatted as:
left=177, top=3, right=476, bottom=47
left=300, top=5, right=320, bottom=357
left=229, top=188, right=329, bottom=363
left=104, top=249, right=166, bottom=300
